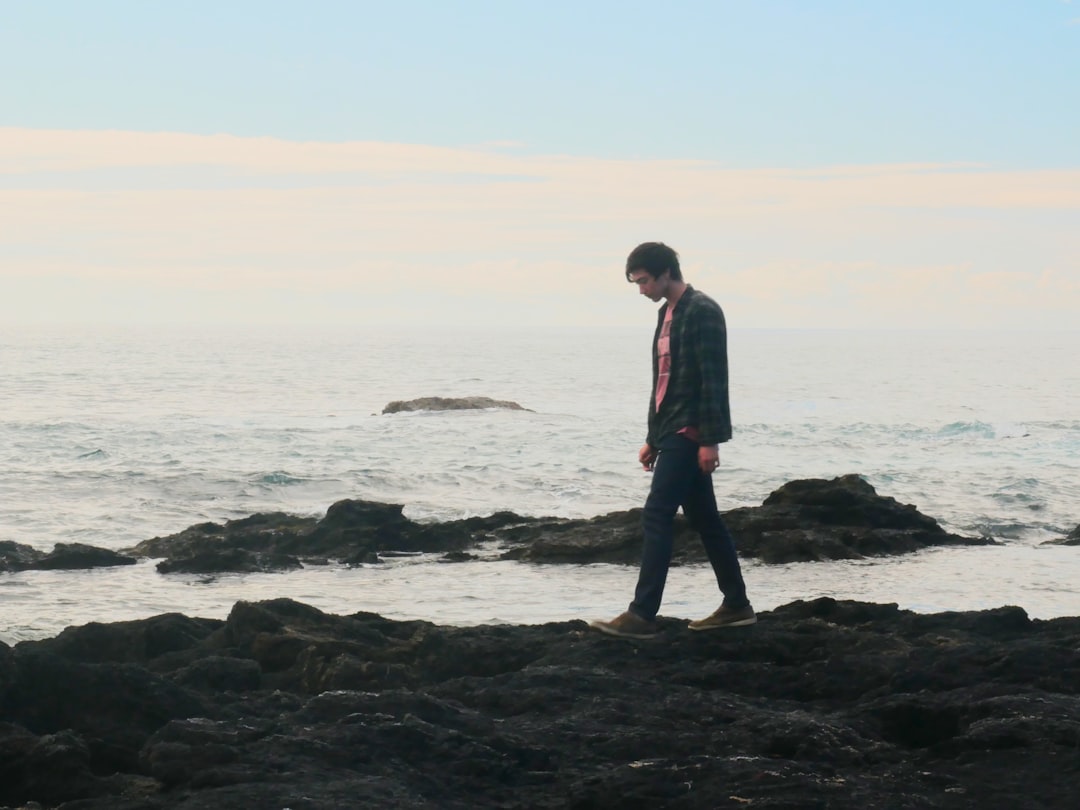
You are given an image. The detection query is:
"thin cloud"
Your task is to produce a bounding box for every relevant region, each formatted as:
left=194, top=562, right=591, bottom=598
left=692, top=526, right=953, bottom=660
left=1, top=128, right=1077, bottom=329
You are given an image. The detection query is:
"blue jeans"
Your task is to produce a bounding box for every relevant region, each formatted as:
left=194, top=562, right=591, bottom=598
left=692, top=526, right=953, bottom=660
left=630, top=434, right=749, bottom=620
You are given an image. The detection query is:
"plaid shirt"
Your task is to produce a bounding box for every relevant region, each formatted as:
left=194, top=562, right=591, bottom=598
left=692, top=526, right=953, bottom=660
left=646, top=285, right=733, bottom=447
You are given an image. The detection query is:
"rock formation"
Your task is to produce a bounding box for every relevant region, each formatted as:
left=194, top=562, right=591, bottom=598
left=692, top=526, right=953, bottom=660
left=382, top=396, right=531, bottom=414
left=4, top=476, right=998, bottom=576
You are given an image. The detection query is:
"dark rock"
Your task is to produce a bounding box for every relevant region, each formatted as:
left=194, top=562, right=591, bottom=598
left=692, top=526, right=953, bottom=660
left=115, top=477, right=991, bottom=574
left=156, top=548, right=302, bottom=574
left=125, top=499, right=498, bottom=573
left=498, top=508, right=654, bottom=563
left=125, top=512, right=318, bottom=559
left=171, top=656, right=262, bottom=693
left=0, top=724, right=109, bottom=806
left=0, top=596, right=1078, bottom=808
left=1, top=541, right=136, bottom=573
left=499, top=475, right=991, bottom=565
left=0, top=541, right=44, bottom=572
left=27, top=542, right=137, bottom=571
left=382, top=396, right=531, bottom=414
left=1043, top=524, right=1080, bottom=546
left=21, top=612, right=222, bottom=667
left=439, top=550, right=479, bottom=562
left=721, top=474, right=994, bottom=563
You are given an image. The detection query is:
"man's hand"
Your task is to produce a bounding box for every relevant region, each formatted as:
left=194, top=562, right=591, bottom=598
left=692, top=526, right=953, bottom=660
left=639, top=443, right=657, bottom=471
left=698, top=444, right=720, bottom=474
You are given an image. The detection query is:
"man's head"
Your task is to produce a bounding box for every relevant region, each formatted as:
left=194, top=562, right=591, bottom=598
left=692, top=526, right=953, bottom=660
left=626, top=242, right=683, bottom=302
left=625, top=242, right=682, bottom=283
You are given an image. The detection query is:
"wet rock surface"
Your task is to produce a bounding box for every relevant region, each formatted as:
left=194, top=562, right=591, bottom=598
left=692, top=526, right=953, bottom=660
left=1, top=597, right=1078, bottom=809
left=382, top=396, right=531, bottom=414
left=118, top=474, right=991, bottom=574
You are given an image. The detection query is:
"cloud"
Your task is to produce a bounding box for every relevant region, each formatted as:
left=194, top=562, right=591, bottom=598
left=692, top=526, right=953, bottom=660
left=1, top=128, right=1077, bottom=329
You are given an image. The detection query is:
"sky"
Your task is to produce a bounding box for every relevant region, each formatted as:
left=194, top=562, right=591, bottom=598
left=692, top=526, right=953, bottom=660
left=2, top=1, right=1078, bottom=329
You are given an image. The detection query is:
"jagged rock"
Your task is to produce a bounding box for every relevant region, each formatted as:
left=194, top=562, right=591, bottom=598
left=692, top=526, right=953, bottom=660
left=116, top=477, right=990, bottom=574
left=721, top=474, right=994, bottom=563
left=382, top=396, right=530, bottom=414
left=0, top=597, right=1078, bottom=808
left=125, top=500, right=518, bottom=574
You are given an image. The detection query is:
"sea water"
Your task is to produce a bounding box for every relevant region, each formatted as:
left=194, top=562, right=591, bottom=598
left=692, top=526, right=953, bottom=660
left=1, top=325, right=1078, bottom=643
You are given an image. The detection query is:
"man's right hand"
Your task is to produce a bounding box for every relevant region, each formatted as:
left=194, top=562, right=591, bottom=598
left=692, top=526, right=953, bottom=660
left=639, top=443, right=657, bottom=471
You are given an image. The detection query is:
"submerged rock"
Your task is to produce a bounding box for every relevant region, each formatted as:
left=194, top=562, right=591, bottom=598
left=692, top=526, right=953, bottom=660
left=382, top=396, right=531, bottom=414
left=1, top=597, right=1078, bottom=808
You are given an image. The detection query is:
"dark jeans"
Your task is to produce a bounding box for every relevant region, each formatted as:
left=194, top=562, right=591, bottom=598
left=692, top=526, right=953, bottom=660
left=630, top=434, right=749, bottom=620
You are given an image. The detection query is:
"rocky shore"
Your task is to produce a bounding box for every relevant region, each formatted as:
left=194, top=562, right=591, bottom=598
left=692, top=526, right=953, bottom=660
left=2, top=595, right=1079, bottom=809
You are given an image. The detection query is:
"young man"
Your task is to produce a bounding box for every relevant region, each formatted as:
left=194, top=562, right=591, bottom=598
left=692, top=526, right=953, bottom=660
left=590, top=242, right=755, bottom=639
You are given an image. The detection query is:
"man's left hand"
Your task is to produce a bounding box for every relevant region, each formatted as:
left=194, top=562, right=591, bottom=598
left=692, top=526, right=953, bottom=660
left=698, top=445, right=720, bottom=474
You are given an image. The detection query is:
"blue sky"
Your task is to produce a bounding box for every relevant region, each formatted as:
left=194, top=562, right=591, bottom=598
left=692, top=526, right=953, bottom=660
left=2, top=1, right=1078, bottom=328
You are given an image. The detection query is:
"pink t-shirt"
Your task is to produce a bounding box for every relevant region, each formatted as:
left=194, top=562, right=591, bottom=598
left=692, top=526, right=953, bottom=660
left=654, top=304, right=675, bottom=410
left=655, top=301, right=701, bottom=444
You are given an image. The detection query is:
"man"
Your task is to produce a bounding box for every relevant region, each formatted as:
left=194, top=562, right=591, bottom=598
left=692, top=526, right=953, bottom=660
left=590, top=242, right=755, bottom=639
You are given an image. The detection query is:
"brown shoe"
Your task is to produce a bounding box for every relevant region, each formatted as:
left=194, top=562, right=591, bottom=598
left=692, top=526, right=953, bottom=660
left=688, top=604, right=757, bottom=631
left=589, top=611, right=658, bottom=639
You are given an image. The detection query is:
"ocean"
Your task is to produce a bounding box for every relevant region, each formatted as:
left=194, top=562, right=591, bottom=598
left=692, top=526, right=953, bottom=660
left=2, top=325, right=1078, bottom=644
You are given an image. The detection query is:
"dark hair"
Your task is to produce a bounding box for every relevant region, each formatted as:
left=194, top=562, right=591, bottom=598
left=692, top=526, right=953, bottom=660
left=625, top=242, right=682, bottom=282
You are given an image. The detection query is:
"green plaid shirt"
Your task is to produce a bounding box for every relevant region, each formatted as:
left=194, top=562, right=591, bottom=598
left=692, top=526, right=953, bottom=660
left=646, top=285, right=733, bottom=447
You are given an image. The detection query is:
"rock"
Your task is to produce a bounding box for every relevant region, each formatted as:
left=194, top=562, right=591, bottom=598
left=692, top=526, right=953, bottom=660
left=2, top=541, right=135, bottom=573
left=118, top=477, right=989, bottom=573
left=27, top=543, right=137, bottom=571
left=0, top=724, right=109, bottom=806
left=125, top=512, right=318, bottom=560
left=126, top=499, right=514, bottom=574
left=0, top=541, right=44, bottom=572
left=382, top=396, right=531, bottom=414
left=1043, top=524, right=1080, bottom=546
left=721, top=474, right=994, bottom=563
left=156, top=548, right=302, bottom=575
left=0, top=597, right=1078, bottom=808
left=500, top=475, right=991, bottom=565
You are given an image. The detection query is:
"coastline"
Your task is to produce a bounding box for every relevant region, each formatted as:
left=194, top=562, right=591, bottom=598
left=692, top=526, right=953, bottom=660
left=3, top=474, right=1077, bottom=647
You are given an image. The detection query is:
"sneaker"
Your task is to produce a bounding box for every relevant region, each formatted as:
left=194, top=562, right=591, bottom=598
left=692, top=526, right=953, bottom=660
left=589, top=611, right=658, bottom=639
left=688, top=604, right=757, bottom=631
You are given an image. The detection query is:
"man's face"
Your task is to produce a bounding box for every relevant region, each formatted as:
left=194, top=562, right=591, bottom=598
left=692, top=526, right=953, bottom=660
left=629, top=269, right=668, bottom=302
